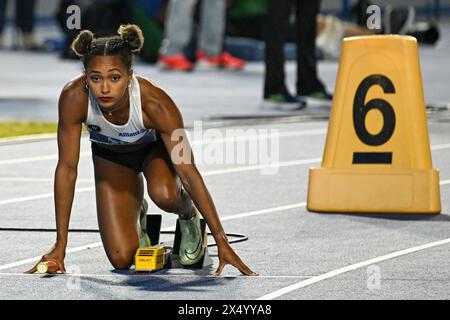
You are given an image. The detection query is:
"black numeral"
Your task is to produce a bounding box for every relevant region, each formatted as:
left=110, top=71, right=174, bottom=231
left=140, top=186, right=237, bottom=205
left=353, top=75, right=396, bottom=164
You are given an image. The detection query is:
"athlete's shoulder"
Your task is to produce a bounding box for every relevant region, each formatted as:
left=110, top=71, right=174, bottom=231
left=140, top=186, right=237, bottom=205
left=136, top=75, right=158, bottom=88
left=136, top=75, right=168, bottom=99
left=60, top=75, right=88, bottom=103
left=137, top=75, right=177, bottom=111
left=58, top=75, right=88, bottom=122
left=136, top=75, right=183, bottom=129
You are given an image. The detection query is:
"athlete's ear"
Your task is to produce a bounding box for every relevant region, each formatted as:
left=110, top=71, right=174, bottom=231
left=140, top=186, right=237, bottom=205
left=128, top=69, right=133, bottom=85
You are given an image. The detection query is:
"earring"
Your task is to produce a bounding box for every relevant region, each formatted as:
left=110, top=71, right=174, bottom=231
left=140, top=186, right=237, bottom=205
left=85, top=82, right=89, bottom=90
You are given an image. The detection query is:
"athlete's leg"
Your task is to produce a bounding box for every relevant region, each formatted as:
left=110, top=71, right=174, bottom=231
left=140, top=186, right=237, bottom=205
left=143, top=140, right=206, bottom=265
left=142, top=139, right=193, bottom=218
left=93, top=154, right=144, bottom=269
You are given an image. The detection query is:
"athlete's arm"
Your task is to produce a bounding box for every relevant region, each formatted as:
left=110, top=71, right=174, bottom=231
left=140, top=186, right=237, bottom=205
left=142, top=83, right=257, bottom=276
left=25, top=79, right=86, bottom=274
left=53, top=81, right=86, bottom=249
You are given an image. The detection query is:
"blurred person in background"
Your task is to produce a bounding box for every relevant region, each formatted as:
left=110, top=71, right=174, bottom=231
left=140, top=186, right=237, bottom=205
left=263, top=0, right=332, bottom=111
left=129, top=0, right=168, bottom=63
left=57, top=0, right=132, bottom=59
left=158, top=0, right=245, bottom=71
left=0, top=0, right=38, bottom=50
left=56, top=0, right=82, bottom=59
left=317, top=1, right=441, bottom=60
left=226, top=0, right=440, bottom=61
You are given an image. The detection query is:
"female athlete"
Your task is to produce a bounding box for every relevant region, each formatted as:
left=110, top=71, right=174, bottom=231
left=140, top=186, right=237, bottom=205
left=25, top=24, right=257, bottom=276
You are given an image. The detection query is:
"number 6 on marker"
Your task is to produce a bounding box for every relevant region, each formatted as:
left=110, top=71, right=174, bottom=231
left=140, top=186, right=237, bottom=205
left=307, top=35, right=441, bottom=214
left=352, top=75, right=396, bottom=164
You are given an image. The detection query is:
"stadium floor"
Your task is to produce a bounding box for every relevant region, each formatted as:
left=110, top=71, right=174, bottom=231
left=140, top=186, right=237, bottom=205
left=1, top=23, right=450, bottom=300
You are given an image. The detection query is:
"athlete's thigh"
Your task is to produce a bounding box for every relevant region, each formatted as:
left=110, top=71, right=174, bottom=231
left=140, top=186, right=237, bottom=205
left=142, top=139, right=182, bottom=210
left=92, top=154, right=144, bottom=266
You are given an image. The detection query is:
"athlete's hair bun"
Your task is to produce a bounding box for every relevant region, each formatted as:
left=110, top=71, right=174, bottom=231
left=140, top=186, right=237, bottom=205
left=71, top=30, right=94, bottom=57
left=118, top=24, right=144, bottom=53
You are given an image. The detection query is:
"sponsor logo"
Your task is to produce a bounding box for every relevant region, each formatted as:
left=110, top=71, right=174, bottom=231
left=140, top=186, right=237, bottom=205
left=88, top=125, right=101, bottom=132
left=119, top=129, right=147, bottom=137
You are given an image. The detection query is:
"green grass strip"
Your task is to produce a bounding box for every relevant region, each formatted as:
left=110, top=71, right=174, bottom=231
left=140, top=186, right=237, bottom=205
left=0, top=121, right=58, bottom=138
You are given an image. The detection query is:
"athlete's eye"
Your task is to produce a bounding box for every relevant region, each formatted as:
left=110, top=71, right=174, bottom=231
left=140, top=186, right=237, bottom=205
left=90, top=75, right=100, bottom=82
left=111, top=75, right=121, bottom=81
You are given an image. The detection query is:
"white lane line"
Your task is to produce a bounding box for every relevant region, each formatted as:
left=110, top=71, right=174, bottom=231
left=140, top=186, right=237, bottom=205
left=0, top=187, right=95, bottom=206
left=2, top=159, right=449, bottom=205
left=0, top=242, right=103, bottom=272
left=0, top=128, right=327, bottom=146
left=0, top=128, right=327, bottom=166
left=1, top=161, right=449, bottom=212
left=0, top=155, right=58, bottom=165
left=0, top=256, right=46, bottom=272
left=254, top=178, right=450, bottom=299
left=190, top=128, right=328, bottom=146
left=0, top=273, right=313, bottom=279
left=2, top=157, right=450, bottom=185
left=1, top=149, right=449, bottom=273
left=431, top=143, right=450, bottom=150
left=1, top=176, right=450, bottom=274
left=0, top=193, right=54, bottom=205
left=257, top=237, right=450, bottom=300
left=2, top=138, right=450, bottom=172
left=0, top=152, right=91, bottom=166
left=220, top=203, right=306, bottom=222
left=0, top=133, right=58, bottom=144
left=0, top=202, right=304, bottom=272
left=0, top=158, right=322, bottom=184
left=201, top=158, right=322, bottom=176
left=3, top=164, right=450, bottom=186
left=0, top=177, right=93, bottom=183
left=0, top=157, right=319, bottom=206
left=0, top=224, right=175, bottom=272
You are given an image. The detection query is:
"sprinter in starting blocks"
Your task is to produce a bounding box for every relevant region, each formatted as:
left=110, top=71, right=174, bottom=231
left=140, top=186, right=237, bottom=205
left=134, top=214, right=213, bottom=272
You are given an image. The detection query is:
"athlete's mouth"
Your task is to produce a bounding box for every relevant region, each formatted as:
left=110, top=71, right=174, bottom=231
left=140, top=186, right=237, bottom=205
left=99, top=97, right=114, bottom=103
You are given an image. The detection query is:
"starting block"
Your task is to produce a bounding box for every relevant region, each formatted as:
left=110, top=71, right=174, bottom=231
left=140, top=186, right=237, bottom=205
left=307, top=35, right=441, bottom=214
left=134, top=214, right=213, bottom=272
left=170, top=217, right=212, bottom=269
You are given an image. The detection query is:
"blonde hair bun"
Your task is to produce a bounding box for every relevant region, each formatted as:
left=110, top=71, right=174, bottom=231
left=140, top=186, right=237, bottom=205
left=71, top=30, right=94, bottom=57
left=118, top=24, right=144, bottom=53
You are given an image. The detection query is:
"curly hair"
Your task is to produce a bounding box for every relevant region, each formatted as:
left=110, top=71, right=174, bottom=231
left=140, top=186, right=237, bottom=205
left=71, top=24, right=144, bottom=71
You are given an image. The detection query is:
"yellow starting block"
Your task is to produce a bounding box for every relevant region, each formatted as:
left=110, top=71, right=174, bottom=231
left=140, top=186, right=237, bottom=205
left=133, top=215, right=212, bottom=272
left=134, top=246, right=167, bottom=272
left=307, top=35, right=441, bottom=214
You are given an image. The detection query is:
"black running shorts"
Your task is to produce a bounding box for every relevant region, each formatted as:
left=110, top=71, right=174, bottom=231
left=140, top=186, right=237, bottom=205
left=91, top=142, right=155, bottom=173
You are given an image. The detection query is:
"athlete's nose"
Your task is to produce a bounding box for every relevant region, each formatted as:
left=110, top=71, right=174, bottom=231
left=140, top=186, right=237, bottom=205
left=101, top=81, right=110, bottom=94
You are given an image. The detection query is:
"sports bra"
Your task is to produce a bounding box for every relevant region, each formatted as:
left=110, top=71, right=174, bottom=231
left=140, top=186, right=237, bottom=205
left=83, top=75, right=157, bottom=146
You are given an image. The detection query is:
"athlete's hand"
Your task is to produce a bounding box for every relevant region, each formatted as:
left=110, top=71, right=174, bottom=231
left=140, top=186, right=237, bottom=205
left=214, top=241, right=258, bottom=276
left=24, top=243, right=67, bottom=274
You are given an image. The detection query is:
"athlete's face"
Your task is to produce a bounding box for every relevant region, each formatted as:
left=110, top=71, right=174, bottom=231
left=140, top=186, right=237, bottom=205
left=86, top=56, right=132, bottom=110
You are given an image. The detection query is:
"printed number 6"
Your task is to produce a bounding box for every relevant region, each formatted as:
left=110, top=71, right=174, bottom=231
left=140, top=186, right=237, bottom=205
left=353, top=75, right=396, bottom=146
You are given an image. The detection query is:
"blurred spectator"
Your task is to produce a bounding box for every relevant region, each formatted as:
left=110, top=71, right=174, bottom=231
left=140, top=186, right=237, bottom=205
left=158, top=0, right=245, bottom=71
left=263, top=0, right=331, bottom=111
left=130, top=0, right=167, bottom=63
left=57, top=0, right=132, bottom=59
left=317, top=3, right=440, bottom=60
left=56, top=0, right=80, bottom=59
left=227, top=0, right=440, bottom=62
left=0, top=0, right=38, bottom=50
left=315, top=14, right=375, bottom=60
left=226, top=0, right=267, bottom=41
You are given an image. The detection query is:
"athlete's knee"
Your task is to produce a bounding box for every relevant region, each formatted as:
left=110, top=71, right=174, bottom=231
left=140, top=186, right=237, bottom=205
left=149, top=185, right=179, bottom=212
left=108, top=249, right=135, bottom=270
